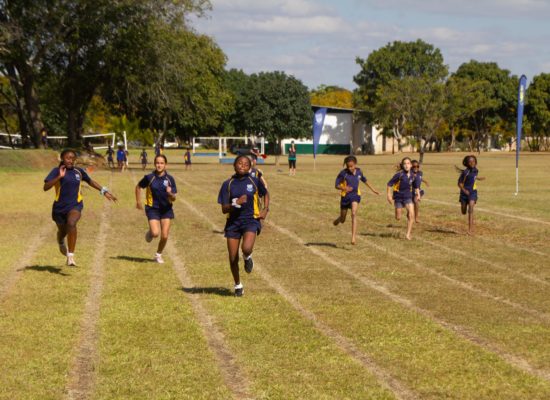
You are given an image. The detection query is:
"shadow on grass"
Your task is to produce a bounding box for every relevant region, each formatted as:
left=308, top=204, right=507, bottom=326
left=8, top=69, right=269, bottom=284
left=361, top=231, right=400, bottom=239
left=111, top=255, right=152, bottom=263
left=425, top=227, right=458, bottom=235
left=182, top=287, right=234, bottom=297
left=21, top=265, right=70, bottom=276
left=212, top=230, right=225, bottom=235
left=305, top=242, right=338, bottom=248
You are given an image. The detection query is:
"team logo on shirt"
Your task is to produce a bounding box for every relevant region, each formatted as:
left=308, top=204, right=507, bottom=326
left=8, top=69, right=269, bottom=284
left=75, top=173, right=81, bottom=181
left=163, top=179, right=169, bottom=187
left=246, top=184, right=254, bottom=192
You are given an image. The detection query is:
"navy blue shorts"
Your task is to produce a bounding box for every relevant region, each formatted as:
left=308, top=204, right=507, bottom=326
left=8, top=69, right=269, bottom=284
left=394, top=198, right=413, bottom=209
left=145, top=206, right=174, bottom=220
left=340, top=194, right=361, bottom=209
left=224, top=219, right=261, bottom=239
left=52, top=203, right=83, bottom=225
left=460, top=190, right=477, bottom=204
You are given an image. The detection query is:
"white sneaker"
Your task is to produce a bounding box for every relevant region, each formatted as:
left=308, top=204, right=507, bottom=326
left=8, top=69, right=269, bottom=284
left=155, top=253, right=164, bottom=264
left=67, top=254, right=76, bottom=266
left=145, top=230, right=153, bottom=243
left=59, top=241, right=67, bottom=256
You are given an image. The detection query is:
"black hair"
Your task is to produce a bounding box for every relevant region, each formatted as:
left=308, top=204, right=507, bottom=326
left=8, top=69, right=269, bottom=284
left=233, top=154, right=251, bottom=169
left=59, top=148, right=76, bottom=166
left=250, top=153, right=258, bottom=161
left=462, top=155, right=477, bottom=167
left=343, top=155, right=357, bottom=166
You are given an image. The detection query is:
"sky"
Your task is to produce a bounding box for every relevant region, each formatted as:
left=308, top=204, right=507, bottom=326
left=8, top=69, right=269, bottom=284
left=190, top=0, right=550, bottom=90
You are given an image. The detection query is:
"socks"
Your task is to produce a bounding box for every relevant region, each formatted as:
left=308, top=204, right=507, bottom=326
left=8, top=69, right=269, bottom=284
left=243, top=254, right=252, bottom=260
left=67, top=252, right=74, bottom=257
left=234, top=283, right=243, bottom=289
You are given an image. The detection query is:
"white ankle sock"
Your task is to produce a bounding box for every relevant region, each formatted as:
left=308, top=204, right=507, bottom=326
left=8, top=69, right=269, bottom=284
left=234, top=283, right=243, bottom=289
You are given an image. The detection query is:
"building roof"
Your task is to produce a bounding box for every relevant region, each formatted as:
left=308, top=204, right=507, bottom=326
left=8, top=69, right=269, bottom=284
left=311, top=105, right=359, bottom=114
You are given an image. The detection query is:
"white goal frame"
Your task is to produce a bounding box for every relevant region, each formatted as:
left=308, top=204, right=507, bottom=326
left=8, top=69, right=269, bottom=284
left=192, top=136, right=265, bottom=158
left=82, top=132, right=116, bottom=150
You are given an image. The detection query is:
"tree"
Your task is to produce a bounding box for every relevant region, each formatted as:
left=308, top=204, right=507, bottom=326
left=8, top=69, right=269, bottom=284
left=453, top=60, right=517, bottom=152
left=242, top=71, right=311, bottom=156
left=223, top=68, right=250, bottom=135
left=0, top=0, right=213, bottom=146
left=444, top=77, right=497, bottom=151
left=526, top=73, right=550, bottom=151
left=310, top=85, right=353, bottom=109
left=377, top=76, right=446, bottom=162
left=354, top=39, right=448, bottom=150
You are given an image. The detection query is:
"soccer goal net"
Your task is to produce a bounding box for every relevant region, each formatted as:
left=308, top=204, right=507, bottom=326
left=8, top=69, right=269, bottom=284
left=191, top=136, right=265, bottom=158
left=82, top=132, right=116, bottom=150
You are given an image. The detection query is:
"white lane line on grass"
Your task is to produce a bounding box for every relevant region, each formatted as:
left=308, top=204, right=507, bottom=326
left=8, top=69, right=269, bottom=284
left=129, top=170, right=252, bottom=399
left=174, top=183, right=419, bottom=400
left=419, top=237, right=549, bottom=287
left=65, top=175, right=112, bottom=400
left=165, top=240, right=254, bottom=400
left=0, top=223, right=54, bottom=303
left=176, top=176, right=550, bottom=384
left=267, top=175, right=550, bottom=255
left=424, top=198, right=550, bottom=227
left=265, top=220, right=550, bottom=384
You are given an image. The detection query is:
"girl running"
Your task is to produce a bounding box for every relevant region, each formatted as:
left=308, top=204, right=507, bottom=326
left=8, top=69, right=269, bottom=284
left=457, top=155, right=485, bottom=235
left=333, top=156, right=380, bottom=245
left=250, top=153, right=268, bottom=189
left=43, top=149, right=117, bottom=266
left=140, top=148, right=148, bottom=171
left=135, top=154, right=177, bottom=263
left=116, top=145, right=126, bottom=172
left=386, top=157, right=420, bottom=240
left=106, top=145, right=115, bottom=169
left=218, top=155, right=269, bottom=297
left=411, top=160, right=429, bottom=223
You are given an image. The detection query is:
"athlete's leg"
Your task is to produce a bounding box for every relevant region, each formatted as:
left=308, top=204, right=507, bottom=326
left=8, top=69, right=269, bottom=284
left=334, top=208, right=348, bottom=225
left=66, top=209, right=82, bottom=252
left=395, top=206, right=402, bottom=221
left=405, top=203, right=415, bottom=240
left=350, top=202, right=358, bottom=244
left=461, top=201, right=467, bottom=215
left=467, top=200, right=476, bottom=235
left=157, top=218, right=171, bottom=253
left=227, top=238, right=241, bottom=285
left=241, top=231, right=257, bottom=258
left=148, top=219, right=161, bottom=239
left=414, top=201, right=420, bottom=223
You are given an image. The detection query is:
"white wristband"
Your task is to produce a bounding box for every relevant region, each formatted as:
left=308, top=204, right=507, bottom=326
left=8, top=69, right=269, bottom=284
left=100, top=187, right=109, bottom=196
left=231, top=198, right=241, bottom=208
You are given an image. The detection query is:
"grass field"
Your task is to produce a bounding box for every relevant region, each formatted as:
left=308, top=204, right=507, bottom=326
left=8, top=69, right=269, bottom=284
left=0, top=149, right=549, bottom=399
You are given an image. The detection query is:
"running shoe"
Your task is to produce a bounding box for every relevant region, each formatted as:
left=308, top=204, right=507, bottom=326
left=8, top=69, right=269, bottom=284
left=155, top=253, right=165, bottom=264
left=145, top=230, right=153, bottom=243
left=66, top=254, right=76, bottom=266
left=59, top=241, right=67, bottom=256
left=244, top=256, right=254, bottom=274
left=234, top=283, right=244, bottom=297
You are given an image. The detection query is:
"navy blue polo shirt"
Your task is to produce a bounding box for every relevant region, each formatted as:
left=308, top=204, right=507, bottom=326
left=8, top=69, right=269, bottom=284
left=218, top=173, right=267, bottom=222
left=44, top=167, right=91, bottom=213
left=138, top=172, right=177, bottom=210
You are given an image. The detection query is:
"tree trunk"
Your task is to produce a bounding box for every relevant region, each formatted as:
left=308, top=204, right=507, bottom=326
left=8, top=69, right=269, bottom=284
left=5, top=64, right=31, bottom=144
left=18, top=62, right=44, bottom=147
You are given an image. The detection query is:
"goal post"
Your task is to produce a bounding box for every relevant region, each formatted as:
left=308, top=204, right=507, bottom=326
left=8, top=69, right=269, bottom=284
left=82, top=132, right=116, bottom=150
left=191, top=136, right=265, bottom=158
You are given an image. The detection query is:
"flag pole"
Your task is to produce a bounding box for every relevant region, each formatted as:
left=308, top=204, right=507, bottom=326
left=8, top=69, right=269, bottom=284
left=514, top=75, right=527, bottom=196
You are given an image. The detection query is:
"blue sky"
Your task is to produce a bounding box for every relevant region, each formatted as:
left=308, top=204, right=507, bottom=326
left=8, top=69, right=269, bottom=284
left=191, top=0, right=550, bottom=90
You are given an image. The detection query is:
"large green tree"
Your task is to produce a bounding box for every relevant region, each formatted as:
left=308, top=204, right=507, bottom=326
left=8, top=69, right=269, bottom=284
left=526, top=73, right=550, bottom=151
left=453, top=60, right=517, bottom=151
left=0, top=0, right=214, bottom=146
left=377, top=76, right=446, bottom=162
left=242, top=71, right=311, bottom=155
left=354, top=39, right=448, bottom=150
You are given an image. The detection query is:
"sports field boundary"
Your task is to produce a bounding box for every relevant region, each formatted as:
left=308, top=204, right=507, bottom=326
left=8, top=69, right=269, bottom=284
left=173, top=180, right=419, bottom=400
left=64, top=175, right=113, bottom=400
